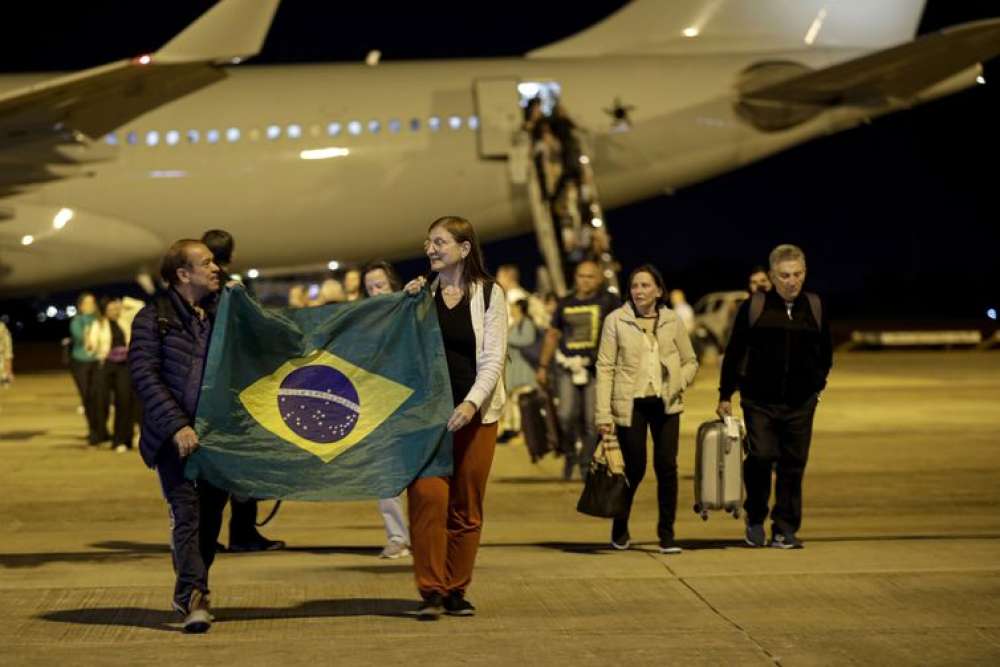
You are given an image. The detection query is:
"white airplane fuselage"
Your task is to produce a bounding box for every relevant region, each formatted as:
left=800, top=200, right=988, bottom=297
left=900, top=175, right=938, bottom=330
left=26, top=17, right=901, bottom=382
left=0, top=50, right=977, bottom=291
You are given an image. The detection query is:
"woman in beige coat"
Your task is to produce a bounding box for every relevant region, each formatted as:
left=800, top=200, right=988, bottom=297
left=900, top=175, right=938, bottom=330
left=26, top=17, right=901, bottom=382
left=596, top=264, right=698, bottom=553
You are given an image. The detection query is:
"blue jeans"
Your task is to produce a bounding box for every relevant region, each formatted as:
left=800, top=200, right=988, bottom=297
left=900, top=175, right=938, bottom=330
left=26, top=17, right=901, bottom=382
left=555, top=368, right=598, bottom=477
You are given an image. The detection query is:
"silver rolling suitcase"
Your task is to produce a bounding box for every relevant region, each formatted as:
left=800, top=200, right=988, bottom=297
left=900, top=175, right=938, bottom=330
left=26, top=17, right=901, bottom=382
left=693, top=417, right=744, bottom=520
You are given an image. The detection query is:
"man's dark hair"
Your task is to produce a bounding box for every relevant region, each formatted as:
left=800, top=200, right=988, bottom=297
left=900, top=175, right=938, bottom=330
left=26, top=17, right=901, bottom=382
left=201, top=229, right=235, bottom=266
left=160, top=239, right=204, bottom=286
left=749, top=264, right=768, bottom=277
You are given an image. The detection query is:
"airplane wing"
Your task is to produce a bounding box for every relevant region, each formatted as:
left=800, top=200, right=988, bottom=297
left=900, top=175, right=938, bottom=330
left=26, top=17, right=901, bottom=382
left=0, top=0, right=279, bottom=193
left=740, top=18, right=1000, bottom=106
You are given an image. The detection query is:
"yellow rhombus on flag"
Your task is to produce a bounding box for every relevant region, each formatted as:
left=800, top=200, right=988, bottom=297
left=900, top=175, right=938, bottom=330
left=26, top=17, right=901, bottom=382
left=239, top=349, right=414, bottom=463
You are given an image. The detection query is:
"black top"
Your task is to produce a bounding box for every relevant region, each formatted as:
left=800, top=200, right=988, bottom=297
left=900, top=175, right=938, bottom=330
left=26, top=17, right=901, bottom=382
left=436, top=288, right=478, bottom=407
left=551, top=290, right=620, bottom=366
left=719, top=289, right=833, bottom=406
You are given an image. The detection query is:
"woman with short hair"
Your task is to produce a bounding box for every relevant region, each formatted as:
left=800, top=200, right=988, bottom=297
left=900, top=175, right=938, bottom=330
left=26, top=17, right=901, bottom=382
left=404, top=216, right=507, bottom=619
left=595, top=264, right=698, bottom=554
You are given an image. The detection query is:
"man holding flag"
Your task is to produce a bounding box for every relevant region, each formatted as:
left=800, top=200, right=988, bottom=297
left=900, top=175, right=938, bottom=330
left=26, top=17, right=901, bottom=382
left=129, top=239, right=228, bottom=634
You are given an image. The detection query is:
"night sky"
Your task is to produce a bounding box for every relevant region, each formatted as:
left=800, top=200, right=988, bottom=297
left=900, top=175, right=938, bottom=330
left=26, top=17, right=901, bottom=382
left=2, top=1, right=999, bottom=337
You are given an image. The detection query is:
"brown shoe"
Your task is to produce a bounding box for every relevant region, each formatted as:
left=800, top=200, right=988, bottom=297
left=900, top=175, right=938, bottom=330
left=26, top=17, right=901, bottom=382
left=183, top=589, right=212, bottom=633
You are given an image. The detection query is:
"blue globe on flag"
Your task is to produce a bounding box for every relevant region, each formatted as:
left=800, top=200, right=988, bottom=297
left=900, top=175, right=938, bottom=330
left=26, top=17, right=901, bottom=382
left=278, top=365, right=360, bottom=444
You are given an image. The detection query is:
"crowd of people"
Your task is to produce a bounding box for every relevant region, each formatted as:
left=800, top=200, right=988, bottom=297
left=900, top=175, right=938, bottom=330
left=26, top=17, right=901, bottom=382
left=1, top=212, right=832, bottom=633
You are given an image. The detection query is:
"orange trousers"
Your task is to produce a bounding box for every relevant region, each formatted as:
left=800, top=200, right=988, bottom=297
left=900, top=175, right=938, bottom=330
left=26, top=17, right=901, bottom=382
left=408, top=415, right=497, bottom=598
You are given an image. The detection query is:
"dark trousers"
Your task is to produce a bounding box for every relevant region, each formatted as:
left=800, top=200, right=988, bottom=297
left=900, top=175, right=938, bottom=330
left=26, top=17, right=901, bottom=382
left=741, top=394, right=819, bottom=535
left=614, top=398, right=680, bottom=545
left=95, top=361, right=137, bottom=447
left=228, top=497, right=260, bottom=545
left=69, top=360, right=107, bottom=443
left=156, top=447, right=229, bottom=611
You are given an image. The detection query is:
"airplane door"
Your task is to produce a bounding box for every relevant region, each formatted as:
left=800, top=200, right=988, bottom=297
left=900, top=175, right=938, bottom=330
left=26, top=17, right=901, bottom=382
left=474, top=78, right=521, bottom=158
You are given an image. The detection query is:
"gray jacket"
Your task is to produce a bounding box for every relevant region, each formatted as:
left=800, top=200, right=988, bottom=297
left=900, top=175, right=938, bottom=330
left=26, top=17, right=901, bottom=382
left=595, top=304, right=699, bottom=427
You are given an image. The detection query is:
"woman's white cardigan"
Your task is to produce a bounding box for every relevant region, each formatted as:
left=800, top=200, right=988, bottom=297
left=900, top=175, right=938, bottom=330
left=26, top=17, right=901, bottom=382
left=430, top=278, right=508, bottom=424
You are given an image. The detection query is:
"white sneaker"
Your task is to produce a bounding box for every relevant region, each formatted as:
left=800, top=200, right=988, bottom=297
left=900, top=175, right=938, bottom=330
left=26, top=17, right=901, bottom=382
left=379, top=542, right=410, bottom=559
left=114, top=444, right=128, bottom=454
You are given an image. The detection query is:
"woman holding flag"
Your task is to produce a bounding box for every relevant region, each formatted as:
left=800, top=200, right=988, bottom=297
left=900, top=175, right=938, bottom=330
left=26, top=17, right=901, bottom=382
left=405, top=216, right=508, bottom=620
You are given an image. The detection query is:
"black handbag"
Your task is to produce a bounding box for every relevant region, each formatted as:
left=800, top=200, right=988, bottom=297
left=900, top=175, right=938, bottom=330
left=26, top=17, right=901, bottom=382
left=576, top=434, right=629, bottom=518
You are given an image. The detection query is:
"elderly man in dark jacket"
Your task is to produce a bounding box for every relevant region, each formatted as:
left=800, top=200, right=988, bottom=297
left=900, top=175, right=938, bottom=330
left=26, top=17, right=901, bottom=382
left=129, top=239, right=226, bottom=633
left=717, top=244, right=832, bottom=551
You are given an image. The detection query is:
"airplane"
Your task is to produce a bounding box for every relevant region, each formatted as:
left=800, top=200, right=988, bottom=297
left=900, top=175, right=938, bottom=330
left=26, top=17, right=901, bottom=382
left=1, top=0, right=999, bottom=295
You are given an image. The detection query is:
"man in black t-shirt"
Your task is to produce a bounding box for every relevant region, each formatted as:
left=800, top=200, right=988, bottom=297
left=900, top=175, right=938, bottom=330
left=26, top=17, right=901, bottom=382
left=537, top=260, right=619, bottom=480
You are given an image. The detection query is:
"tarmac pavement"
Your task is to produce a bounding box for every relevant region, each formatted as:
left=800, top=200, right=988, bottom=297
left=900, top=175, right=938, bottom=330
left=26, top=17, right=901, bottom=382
left=1, top=351, right=998, bottom=665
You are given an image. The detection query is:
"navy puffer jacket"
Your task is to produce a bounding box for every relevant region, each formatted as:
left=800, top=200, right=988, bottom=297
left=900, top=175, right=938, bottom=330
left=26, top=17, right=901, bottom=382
left=128, top=288, right=216, bottom=467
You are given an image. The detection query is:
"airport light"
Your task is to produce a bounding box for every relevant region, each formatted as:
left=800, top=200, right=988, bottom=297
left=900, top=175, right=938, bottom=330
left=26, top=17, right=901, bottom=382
left=591, top=217, right=604, bottom=228
left=66, top=306, right=77, bottom=317
left=247, top=269, right=260, bottom=279
left=46, top=306, right=58, bottom=318
left=328, top=261, right=340, bottom=271
left=21, top=235, right=33, bottom=246
left=682, top=27, right=699, bottom=38
left=300, top=147, right=350, bottom=160
left=977, top=75, right=986, bottom=85
left=52, top=208, right=73, bottom=230
left=134, top=54, right=152, bottom=66
left=989, top=308, right=997, bottom=321
left=579, top=155, right=590, bottom=165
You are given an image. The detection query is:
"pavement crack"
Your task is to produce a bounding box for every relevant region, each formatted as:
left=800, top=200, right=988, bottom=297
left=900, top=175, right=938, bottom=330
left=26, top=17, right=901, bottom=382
left=649, top=553, right=783, bottom=666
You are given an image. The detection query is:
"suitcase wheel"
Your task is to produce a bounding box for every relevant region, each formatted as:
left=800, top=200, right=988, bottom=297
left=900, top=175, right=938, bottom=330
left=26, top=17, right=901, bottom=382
left=692, top=503, right=702, bottom=514
left=732, top=508, right=741, bottom=519
left=700, top=511, right=709, bottom=521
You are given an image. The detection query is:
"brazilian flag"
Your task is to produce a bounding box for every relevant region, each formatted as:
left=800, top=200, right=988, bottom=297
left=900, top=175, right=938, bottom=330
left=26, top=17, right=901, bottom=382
left=185, top=286, right=453, bottom=501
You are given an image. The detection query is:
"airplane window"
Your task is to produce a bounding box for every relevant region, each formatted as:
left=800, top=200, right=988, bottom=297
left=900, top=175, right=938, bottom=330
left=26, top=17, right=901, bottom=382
left=226, top=128, right=240, bottom=142
left=267, top=125, right=281, bottom=140
left=448, top=115, right=462, bottom=130
left=368, top=120, right=381, bottom=134
left=348, top=121, right=362, bottom=136
left=105, top=133, right=118, bottom=146
left=207, top=129, right=220, bottom=144
left=410, top=118, right=421, bottom=132
left=187, top=129, right=200, bottom=144
left=328, top=122, right=342, bottom=137
left=126, top=131, right=137, bottom=145
left=468, top=115, right=479, bottom=130
left=287, top=124, right=302, bottom=139
left=146, top=131, right=160, bottom=147
left=387, top=119, right=401, bottom=134
left=428, top=116, right=441, bottom=132
left=166, top=130, right=180, bottom=146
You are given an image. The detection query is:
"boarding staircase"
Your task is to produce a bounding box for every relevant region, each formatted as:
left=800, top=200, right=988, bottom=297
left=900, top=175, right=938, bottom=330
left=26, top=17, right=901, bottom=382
left=507, top=129, right=620, bottom=297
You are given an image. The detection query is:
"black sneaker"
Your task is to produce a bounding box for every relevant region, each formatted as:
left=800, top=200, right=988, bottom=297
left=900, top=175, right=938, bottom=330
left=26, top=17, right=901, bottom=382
left=769, top=531, right=803, bottom=549
left=658, top=540, right=682, bottom=555
left=610, top=532, right=631, bottom=550
left=745, top=524, right=766, bottom=548
left=228, top=537, right=286, bottom=553
left=444, top=592, right=476, bottom=616
left=417, top=593, right=444, bottom=621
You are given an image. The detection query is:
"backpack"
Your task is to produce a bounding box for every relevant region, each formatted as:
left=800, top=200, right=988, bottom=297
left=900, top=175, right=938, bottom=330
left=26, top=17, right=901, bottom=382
left=154, top=294, right=180, bottom=339
left=747, top=290, right=822, bottom=329
left=738, top=291, right=822, bottom=380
